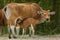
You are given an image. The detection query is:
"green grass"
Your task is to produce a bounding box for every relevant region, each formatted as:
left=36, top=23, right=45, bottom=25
left=2, top=24, right=60, bottom=36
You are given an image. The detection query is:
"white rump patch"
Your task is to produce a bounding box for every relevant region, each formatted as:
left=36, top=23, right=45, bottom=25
left=4, top=6, right=11, bottom=20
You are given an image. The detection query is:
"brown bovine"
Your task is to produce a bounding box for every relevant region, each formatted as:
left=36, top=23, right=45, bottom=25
left=2, top=3, right=55, bottom=39
left=16, top=10, right=55, bottom=36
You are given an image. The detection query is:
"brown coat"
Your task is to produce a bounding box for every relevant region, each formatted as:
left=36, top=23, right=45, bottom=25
left=3, top=3, right=43, bottom=26
left=16, top=10, right=51, bottom=31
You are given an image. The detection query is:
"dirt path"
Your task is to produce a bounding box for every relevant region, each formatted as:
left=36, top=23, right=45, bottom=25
left=0, top=35, right=60, bottom=40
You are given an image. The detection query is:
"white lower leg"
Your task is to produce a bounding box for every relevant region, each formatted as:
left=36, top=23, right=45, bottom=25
left=16, top=26, right=20, bottom=36
left=8, top=25, right=10, bottom=32
left=22, top=28, right=25, bottom=35
left=31, top=24, right=35, bottom=36
left=10, top=25, right=16, bottom=37
left=32, top=29, right=35, bottom=36
left=29, top=27, right=31, bottom=35
left=8, top=25, right=11, bottom=38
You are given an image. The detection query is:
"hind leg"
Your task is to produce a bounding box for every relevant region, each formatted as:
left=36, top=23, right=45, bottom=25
left=22, top=28, right=26, bottom=35
left=8, top=25, right=11, bottom=39
left=10, top=25, right=16, bottom=38
left=22, top=28, right=27, bottom=37
left=15, top=26, right=20, bottom=37
left=29, top=27, right=31, bottom=36
left=22, top=28, right=24, bottom=35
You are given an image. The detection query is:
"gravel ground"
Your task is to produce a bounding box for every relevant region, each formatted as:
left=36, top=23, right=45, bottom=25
left=0, top=35, right=60, bottom=40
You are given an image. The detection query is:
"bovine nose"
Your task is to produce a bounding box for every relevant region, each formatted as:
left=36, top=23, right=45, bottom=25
left=46, top=19, right=49, bottom=21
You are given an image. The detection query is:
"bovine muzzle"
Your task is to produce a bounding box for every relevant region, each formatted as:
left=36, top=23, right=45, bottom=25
left=46, top=19, right=50, bottom=22
left=46, top=19, right=49, bottom=21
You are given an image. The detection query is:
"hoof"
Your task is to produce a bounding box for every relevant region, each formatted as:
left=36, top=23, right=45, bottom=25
left=9, top=36, right=11, bottom=39
left=13, top=36, right=17, bottom=39
left=29, top=34, right=31, bottom=37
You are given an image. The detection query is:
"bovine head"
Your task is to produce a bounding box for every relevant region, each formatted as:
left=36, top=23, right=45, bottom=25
left=41, top=10, right=55, bottom=22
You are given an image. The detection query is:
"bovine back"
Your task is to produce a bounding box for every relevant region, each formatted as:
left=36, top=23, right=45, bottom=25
left=14, top=3, right=42, bottom=19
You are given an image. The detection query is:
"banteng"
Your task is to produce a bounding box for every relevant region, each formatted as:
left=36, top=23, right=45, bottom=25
left=16, top=10, right=55, bottom=36
left=2, top=3, right=55, bottom=39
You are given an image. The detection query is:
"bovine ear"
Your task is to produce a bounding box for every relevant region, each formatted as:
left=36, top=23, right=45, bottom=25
left=50, top=11, right=55, bottom=15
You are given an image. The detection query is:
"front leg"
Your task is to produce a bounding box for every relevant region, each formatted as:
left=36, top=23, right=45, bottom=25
left=29, top=24, right=35, bottom=37
left=31, top=24, right=35, bottom=36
